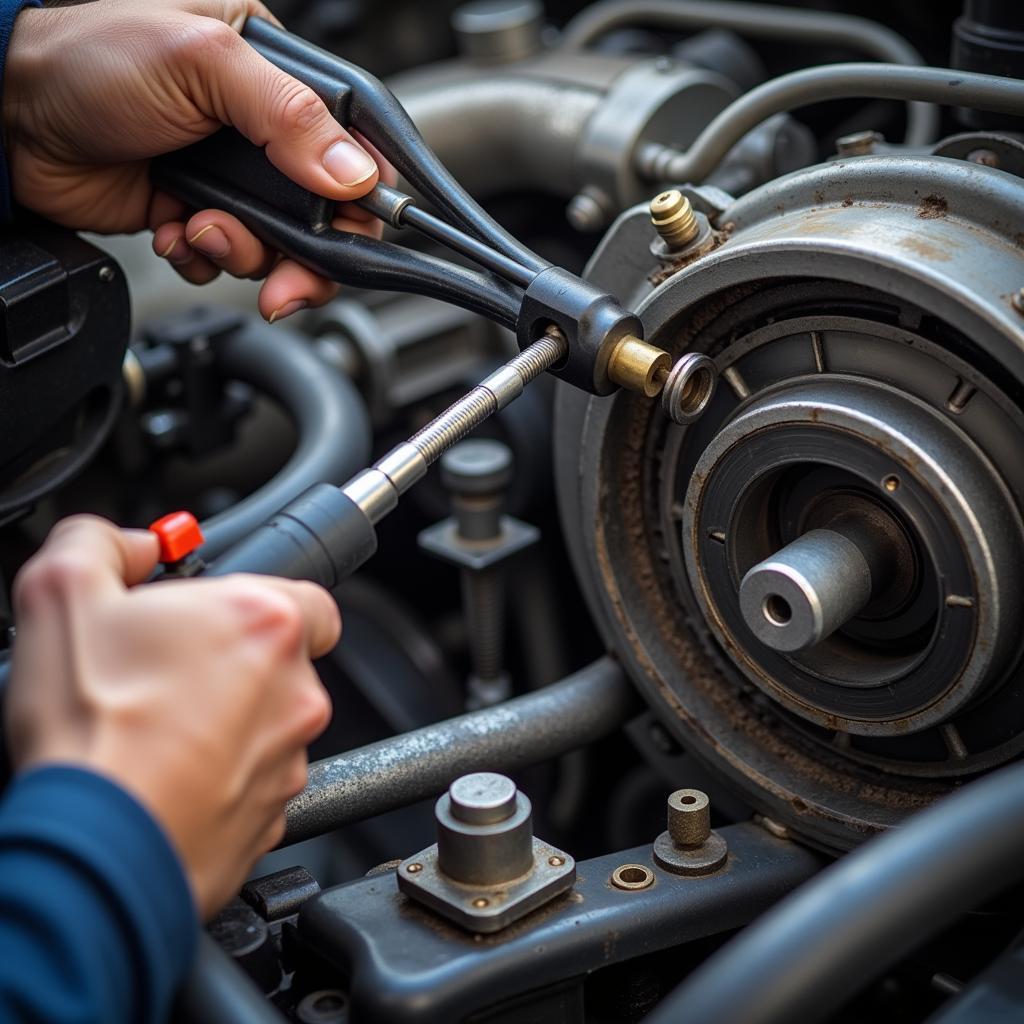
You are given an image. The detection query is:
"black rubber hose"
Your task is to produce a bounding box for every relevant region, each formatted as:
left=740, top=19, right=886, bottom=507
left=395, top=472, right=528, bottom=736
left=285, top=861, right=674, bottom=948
left=646, top=759, right=1024, bottom=1024
left=174, top=935, right=288, bottom=1024
left=198, top=319, right=372, bottom=559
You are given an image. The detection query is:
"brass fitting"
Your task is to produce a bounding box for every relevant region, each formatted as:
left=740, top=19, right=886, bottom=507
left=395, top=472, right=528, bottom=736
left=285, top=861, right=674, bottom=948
left=607, top=335, right=671, bottom=397
left=650, top=189, right=699, bottom=250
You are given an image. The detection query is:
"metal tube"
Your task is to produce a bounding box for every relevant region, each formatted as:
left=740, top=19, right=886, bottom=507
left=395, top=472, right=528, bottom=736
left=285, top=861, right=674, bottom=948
left=636, top=63, right=1024, bottom=186
left=281, top=656, right=635, bottom=846
left=646, top=758, right=1024, bottom=1024
left=559, top=0, right=937, bottom=145
left=401, top=204, right=537, bottom=288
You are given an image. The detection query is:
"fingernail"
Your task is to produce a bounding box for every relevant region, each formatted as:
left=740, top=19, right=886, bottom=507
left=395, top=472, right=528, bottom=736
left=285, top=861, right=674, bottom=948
left=160, top=237, right=193, bottom=265
left=322, top=140, right=376, bottom=187
left=187, top=224, right=230, bottom=259
left=268, top=299, right=308, bottom=324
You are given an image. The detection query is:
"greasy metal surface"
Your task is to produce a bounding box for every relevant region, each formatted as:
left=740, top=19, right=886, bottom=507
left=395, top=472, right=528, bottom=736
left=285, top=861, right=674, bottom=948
left=282, top=658, right=636, bottom=846
left=297, top=823, right=824, bottom=1024
left=397, top=836, right=576, bottom=934
left=555, top=155, right=1024, bottom=849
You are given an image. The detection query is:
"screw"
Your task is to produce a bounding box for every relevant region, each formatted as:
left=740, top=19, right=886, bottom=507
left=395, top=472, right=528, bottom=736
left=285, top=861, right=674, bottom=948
left=883, top=475, right=900, bottom=493
left=406, top=862, right=423, bottom=874
left=548, top=855, right=565, bottom=867
left=472, top=897, right=490, bottom=908
left=566, top=188, right=611, bottom=233
left=441, top=440, right=514, bottom=702
left=98, top=265, right=115, bottom=283
left=649, top=189, right=699, bottom=250
left=1012, top=287, right=1024, bottom=316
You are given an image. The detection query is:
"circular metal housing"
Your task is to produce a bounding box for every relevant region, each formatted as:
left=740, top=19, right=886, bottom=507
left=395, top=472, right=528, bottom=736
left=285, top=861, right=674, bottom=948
left=555, top=154, right=1024, bottom=849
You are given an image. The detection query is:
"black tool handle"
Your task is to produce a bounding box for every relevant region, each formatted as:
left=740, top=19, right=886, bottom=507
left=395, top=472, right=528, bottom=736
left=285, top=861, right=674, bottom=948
left=240, top=18, right=548, bottom=275
left=203, top=483, right=377, bottom=587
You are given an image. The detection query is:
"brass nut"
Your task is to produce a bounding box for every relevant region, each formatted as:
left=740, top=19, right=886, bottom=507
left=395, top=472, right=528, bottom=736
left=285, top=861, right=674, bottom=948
left=650, top=189, right=699, bottom=249
left=607, top=335, right=671, bottom=397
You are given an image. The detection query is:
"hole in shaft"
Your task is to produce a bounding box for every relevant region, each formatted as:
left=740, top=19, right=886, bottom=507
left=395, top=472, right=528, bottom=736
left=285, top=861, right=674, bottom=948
left=763, top=594, right=792, bottom=626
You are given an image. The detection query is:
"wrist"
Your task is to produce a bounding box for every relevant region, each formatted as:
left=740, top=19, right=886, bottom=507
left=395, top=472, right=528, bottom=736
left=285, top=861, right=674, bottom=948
left=4, top=6, right=48, bottom=157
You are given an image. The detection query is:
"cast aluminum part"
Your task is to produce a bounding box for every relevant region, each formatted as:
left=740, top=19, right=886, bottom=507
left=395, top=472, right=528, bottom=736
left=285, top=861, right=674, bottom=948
left=555, top=150, right=1024, bottom=850
left=397, top=772, right=576, bottom=933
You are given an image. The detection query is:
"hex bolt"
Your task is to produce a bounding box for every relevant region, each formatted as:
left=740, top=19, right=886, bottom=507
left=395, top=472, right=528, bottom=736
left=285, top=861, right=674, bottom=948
left=440, top=440, right=514, bottom=706
left=654, top=788, right=728, bottom=876
left=650, top=189, right=699, bottom=250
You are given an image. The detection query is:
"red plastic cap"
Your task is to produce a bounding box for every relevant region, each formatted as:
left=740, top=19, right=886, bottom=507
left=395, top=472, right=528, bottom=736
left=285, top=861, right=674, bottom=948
left=149, top=511, right=205, bottom=563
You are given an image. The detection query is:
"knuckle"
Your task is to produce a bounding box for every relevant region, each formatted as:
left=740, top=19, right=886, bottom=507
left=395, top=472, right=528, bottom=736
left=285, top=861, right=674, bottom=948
left=226, top=584, right=304, bottom=652
left=273, top=81, right=327, bottom=137
left=14, top=550, right=97, bottom=608
left=181, top=17, right=239, bottom=61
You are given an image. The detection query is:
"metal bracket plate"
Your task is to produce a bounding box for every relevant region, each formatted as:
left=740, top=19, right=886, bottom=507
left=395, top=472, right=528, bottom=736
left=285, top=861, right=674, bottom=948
left=397, top=837, right=575, bottom=933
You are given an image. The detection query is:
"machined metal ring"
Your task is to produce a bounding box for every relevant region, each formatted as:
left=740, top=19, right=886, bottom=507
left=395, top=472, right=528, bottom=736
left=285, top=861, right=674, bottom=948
left=682, top=375, right=1024, bottom=736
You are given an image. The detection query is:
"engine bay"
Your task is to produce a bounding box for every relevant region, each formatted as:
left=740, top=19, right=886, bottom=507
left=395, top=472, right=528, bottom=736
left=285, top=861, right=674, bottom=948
left=4, top=1, right=1024, bottom=1021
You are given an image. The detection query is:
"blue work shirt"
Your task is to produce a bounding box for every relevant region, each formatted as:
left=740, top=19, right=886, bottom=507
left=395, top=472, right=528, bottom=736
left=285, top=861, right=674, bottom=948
left=0, top=766, right=198, bottom=1022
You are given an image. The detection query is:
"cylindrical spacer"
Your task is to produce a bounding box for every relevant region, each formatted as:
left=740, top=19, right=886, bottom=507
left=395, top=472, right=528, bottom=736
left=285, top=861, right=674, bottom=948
left=607, top=335, right=671, bottom=397
left=667, top=789, right=711, bottom=848
left=739, top=521, right=888, bottom=653
left=436, top=773, right=534, bottom=885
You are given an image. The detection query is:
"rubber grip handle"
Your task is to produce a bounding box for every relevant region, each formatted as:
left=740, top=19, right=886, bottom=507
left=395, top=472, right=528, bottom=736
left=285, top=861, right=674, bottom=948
left=206, top=484, right=377, bottom=587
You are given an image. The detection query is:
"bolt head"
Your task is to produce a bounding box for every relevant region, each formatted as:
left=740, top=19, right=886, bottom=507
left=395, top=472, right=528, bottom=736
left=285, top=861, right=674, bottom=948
left=448, top=772, right=518, bottom=825
left=440, top=439, right=513, bottom=496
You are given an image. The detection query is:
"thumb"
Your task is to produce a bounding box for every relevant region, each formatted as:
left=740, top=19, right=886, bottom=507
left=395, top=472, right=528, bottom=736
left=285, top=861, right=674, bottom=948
left=190, top=24, right=379, bottom=200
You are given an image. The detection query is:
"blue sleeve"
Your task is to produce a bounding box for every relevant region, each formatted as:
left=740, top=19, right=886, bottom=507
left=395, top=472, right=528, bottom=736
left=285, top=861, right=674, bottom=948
left=0, top=765, right=199, bottom=1023
left=0, top=0, right=41, bottom=221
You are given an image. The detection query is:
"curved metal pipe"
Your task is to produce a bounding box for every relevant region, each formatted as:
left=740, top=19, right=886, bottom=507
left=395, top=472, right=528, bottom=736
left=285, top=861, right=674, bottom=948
left=646, top=758, right=1024, bottom=1024
left=637, top=63, right=1024, bottom=186
left=281, top=656, right=636, bottom=846
left=395, top=76, right=602, bottom=200
left=198, top=320, right=372, bottom=559
left=559, top=0, right=937, bottom=145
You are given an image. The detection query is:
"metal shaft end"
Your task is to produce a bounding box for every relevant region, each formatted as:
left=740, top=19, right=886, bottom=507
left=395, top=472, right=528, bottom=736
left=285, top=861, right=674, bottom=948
left=739, top=527, right=878, bottom=653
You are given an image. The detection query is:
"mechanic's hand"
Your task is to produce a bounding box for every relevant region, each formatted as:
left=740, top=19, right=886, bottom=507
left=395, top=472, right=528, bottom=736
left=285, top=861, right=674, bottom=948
left=5, top=516, right=340, bottom=918
left=5, top=0, right=392, bottom=322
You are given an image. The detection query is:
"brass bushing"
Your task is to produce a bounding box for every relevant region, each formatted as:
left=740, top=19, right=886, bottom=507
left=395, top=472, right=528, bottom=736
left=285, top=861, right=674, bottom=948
left=650, top=189, right=699, bottom=250
left=607, top=335, right=671, bottom=397
left=667, top=788, right=711, bottom=847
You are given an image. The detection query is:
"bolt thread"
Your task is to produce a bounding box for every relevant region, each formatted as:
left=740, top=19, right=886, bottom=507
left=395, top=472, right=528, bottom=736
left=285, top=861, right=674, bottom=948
left=409, top=330, right=568, bottom=466
left=410, top=388, right=496, bottom=465
left=509, top=329, right=568, bottom=384
left=462, top=567, right=505, bottom=681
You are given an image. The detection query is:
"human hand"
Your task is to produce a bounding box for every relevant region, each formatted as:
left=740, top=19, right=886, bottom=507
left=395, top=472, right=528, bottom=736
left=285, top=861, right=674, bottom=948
left=5, top=0, right=391, bottom=322
left=5, top=516, right=340, bottom=917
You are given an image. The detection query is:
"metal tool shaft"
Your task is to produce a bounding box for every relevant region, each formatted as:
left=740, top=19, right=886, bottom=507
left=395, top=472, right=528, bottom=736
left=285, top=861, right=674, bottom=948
left=342, top=329, right=568, bottom=525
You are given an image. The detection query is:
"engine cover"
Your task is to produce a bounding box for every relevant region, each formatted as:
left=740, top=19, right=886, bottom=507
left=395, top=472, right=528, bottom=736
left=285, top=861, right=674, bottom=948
left=556, top=154, right=1024, bottom=850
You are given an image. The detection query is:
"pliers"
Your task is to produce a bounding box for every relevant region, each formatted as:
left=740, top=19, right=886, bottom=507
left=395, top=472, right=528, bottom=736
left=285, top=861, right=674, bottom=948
left=147, top=17, right=719, bottom=586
